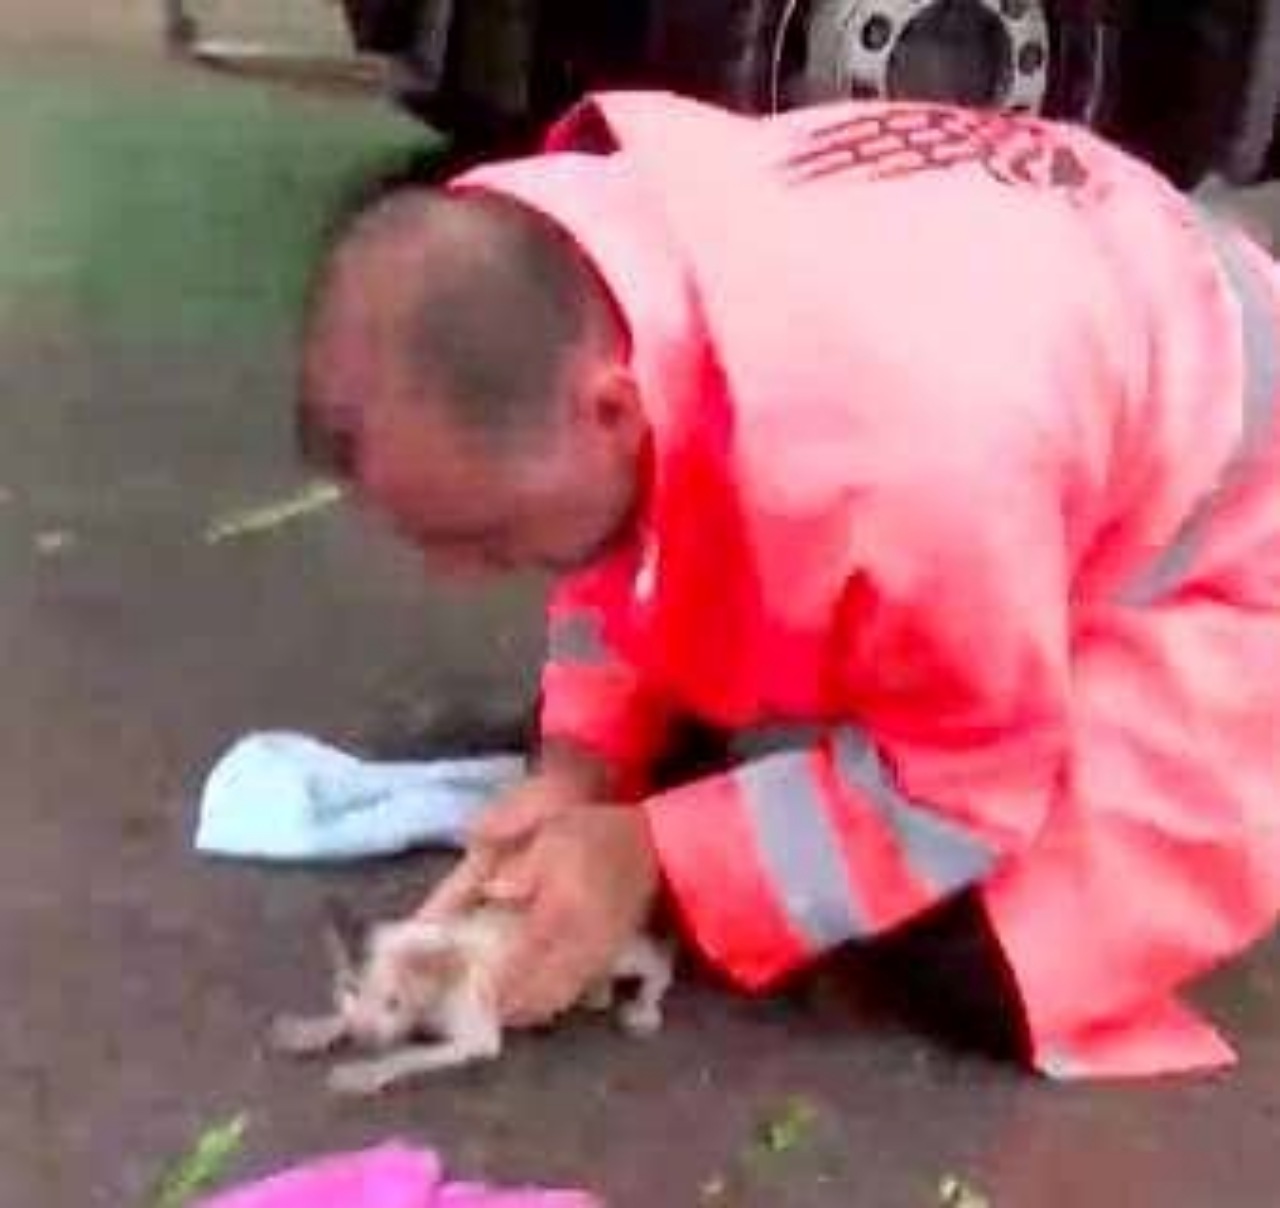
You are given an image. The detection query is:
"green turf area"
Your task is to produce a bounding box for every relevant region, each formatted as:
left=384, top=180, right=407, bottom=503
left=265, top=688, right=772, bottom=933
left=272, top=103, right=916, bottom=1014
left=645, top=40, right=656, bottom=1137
left=0, top=54, right=437, bottom=347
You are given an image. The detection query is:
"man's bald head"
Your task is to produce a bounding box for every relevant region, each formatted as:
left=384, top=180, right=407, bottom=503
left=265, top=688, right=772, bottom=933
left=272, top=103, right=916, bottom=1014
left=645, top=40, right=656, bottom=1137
left=295, top=168, right=648, bottom=578
left=299, top=180, right=624, bottom=463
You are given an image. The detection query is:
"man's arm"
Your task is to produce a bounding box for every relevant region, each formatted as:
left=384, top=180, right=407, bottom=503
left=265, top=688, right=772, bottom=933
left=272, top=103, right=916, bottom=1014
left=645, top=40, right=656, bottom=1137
left=419, top=545, right=666, bottom=920
left=538, top=543, right=671, bottom=799
left=530, top=737, right=616, bottom=798
left=641, top=450, right=1072, bottom=990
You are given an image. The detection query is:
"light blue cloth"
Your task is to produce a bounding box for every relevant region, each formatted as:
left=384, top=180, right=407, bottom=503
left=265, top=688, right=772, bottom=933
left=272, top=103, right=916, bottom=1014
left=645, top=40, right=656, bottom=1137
left=196, top=731, right=526, bottom=862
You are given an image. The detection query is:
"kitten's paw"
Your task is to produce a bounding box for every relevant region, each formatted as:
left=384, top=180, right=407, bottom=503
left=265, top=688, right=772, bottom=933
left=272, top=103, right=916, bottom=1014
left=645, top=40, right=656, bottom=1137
left=618, top=1001, right=664, bottom=1039
left=326, top=1060, right=389, bottom=1097
left=268, top=1014, right=342, bottom=1056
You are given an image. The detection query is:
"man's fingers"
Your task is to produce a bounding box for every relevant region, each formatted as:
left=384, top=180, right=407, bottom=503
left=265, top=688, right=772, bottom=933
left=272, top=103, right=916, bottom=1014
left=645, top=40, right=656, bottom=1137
left=495, top=891, right=594, bottom=1024
left=493, top=892, right=559, bottom=1010
left=501, top=941, right=593, bottom=1026
left=471, top=784, right=567, bottom=847
left=498, top=937, right=572, bottom=1025
left=496, top=933, right=554, bottom=1022
left=485, top=846, right=543, bottom=905
left=416, top=849, right=495, bottom=920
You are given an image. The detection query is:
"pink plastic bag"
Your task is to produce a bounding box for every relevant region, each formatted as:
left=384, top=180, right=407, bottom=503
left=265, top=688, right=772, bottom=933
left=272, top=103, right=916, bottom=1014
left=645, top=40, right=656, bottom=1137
left=199, top=1142, right=601, bottom=1208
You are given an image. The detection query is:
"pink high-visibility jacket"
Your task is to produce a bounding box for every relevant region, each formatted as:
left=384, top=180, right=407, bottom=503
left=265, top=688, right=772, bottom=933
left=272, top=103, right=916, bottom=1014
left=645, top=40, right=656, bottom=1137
left=452, top=91, right=1280, bottom=1080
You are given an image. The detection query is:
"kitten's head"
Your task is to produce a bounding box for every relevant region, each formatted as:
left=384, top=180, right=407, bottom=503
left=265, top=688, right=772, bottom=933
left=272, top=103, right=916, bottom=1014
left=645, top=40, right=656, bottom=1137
left=324, top=910, right=463, bottom=1048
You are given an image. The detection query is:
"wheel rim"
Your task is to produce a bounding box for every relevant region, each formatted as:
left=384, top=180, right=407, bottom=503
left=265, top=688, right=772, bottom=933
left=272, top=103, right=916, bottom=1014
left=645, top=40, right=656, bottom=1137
left=773, top=0, right=1052, bottom=114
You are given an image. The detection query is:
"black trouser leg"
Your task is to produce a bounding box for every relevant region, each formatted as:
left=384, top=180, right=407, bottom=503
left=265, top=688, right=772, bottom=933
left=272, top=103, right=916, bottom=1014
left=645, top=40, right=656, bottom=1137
left=652, top=719, right=1032, bottom=1063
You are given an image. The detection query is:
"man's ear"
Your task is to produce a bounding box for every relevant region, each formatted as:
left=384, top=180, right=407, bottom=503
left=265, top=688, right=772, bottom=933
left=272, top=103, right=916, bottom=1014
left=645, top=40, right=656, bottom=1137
left=574, top=363, right=644, bottom=444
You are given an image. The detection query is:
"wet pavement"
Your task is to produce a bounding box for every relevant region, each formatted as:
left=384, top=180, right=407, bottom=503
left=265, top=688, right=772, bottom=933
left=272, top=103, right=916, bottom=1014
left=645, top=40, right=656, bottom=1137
left=4, top=50, right=1280, bottom=1208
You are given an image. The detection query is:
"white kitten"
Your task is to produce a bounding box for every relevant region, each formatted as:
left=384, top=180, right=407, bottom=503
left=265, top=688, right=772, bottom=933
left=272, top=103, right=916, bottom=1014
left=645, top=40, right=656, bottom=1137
left=268, top=900, right=673, bottom=1096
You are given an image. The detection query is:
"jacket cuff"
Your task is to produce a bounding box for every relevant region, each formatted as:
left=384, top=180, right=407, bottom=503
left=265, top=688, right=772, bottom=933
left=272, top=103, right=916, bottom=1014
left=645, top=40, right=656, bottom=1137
left=540, top=665, right=666, bottom=798
left=643, top=773, right=808, bottom=991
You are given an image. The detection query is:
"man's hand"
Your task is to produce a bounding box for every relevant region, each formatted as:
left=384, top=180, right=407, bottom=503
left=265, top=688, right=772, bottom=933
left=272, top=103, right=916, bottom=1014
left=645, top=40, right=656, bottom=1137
left=417, top=773, right=576, bottom=920
left=488, top=805, right=659, bottom=1027
left=417, top=741, right=614, bottom=921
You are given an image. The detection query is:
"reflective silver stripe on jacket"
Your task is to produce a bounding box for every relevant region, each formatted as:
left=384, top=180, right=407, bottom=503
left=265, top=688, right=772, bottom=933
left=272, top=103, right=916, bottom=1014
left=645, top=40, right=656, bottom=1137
left=1036, top=1046, right=1087, bottom=1081
left=735, top=745, right=868, bottom=949
left=1122, top=212, right=1280, bottom=606
left=732, top=724, right=999, bottom=950
left=546, top=611, right=612, bottom=666
left=831, top=728, right=999, bottom=896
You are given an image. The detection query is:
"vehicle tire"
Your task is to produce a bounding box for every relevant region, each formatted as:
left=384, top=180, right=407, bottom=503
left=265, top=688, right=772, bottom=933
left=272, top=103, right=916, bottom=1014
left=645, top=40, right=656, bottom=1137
left=646, top=0, right=1123, bottom=126
left=1107, top=0, right=1274, bottom=188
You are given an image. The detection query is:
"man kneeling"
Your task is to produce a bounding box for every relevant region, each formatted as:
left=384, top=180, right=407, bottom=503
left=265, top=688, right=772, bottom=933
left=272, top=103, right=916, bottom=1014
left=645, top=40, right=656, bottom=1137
left=296, top=91, right=1280, bottom=1081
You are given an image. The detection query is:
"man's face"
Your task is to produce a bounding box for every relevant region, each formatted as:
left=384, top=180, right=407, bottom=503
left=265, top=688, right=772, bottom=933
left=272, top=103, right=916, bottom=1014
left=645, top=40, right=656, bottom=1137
left=300, top=311, right=646, bottom=578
